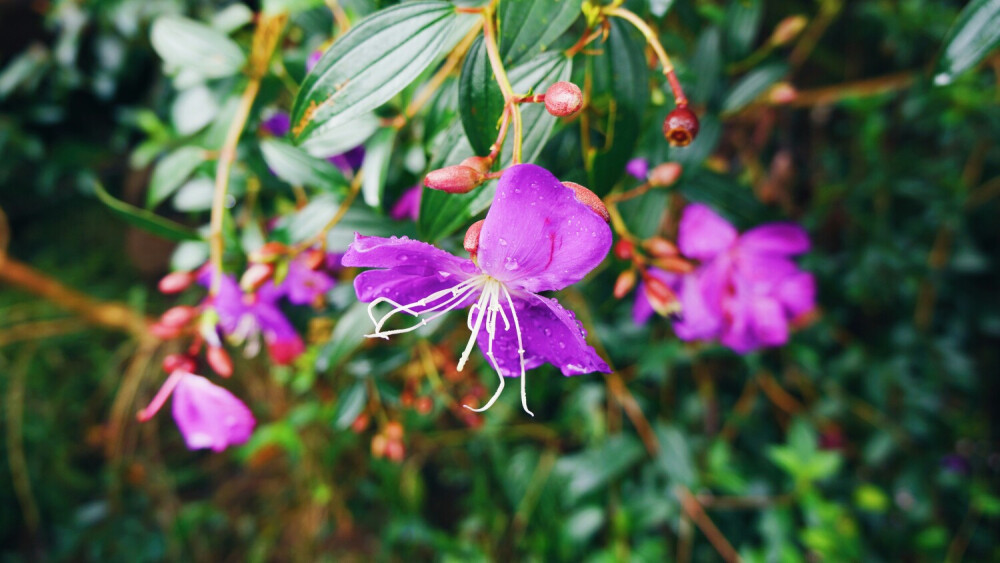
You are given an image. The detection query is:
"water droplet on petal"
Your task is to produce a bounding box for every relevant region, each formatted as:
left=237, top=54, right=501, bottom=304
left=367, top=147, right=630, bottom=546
left=499, top=238, right=508, bottom=246
left=543, top=328, right=551, bottom=336
left=558, top=341, right=566, bottom=349
left=504, top=257, right=519, bottom=271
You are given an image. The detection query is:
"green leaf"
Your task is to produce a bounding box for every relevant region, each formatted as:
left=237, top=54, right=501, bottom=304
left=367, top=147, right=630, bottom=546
left=92, top=180, right=201, bottom=242
left=284, top=194, right=413, bottom=249
left=150, top=16, right=246, bottom=79
left=934, top=0, right=1000, bottom=85
left=147, top=146, right=206, bottom=208
left=300, top=112, right=380, bottom=159
left=361, top=127, right=397, bottom=207
left=498, top=0, right=582, bottom=65
left=725, top=0, right=763, bottom=58
left=419, top=121, right=487, bottom=242
left=721, top=63, right=787, bottom=114
left=458, top=36, right=506, bottom=155
left=260, top=138, right=348, bottom=191
left=291, top=1, right=460, bottom=142
left=649, top=0, right=676, bottom=18
left=172, top=177, right=214, bottom=212
left=556, top=435, right=644, bottom=503
left=333, top=382, right=368, bottom=429
left=654, top=424, right=697, bottom=487
left=588, top=18, right=649, bottom=194
left=321, top=301, right=372, bottom=372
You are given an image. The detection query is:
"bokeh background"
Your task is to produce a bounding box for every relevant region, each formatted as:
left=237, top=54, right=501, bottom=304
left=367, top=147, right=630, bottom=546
left=1, top=0, right=998, bottom=560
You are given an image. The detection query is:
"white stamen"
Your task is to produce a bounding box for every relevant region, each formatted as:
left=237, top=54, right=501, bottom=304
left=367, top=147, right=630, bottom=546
left=502, top=285, right=532, bottom=416
left=365, top=277, right=484, bottom=339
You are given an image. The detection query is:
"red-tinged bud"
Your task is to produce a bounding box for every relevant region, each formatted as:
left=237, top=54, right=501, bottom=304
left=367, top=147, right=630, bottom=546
left=400, top=390, right=414, bottom=407
left=770, top=15, right=808, bottom=47
left=649, top=163, right=683, bottom=187
left=768, top=82, right=798, bottom=104
left=424, top=165, right=485, bottom=194
left=150, top=321, right=183, bottom=340
left=159, top=305, right=197, bottom=328
left=351, top=412, right=370, bottom=433
left=562, top=181, right=610, bottom=223
left=303, top=248, right=326, bottom=271
left=267, top=339, right=305, bottom=366
left=415, top=396, right=433, bottom=415
left=652, top=256, right=695, bottom=274
left=643, top=237, right=679, bottom=258
left=371, top=434, right=387, bottom=458
left=460, top=156, right=493, bottom=175
left=464, top=219, right=485, bottom=257
left=663, top=105, right=700, bottom=147
left=240, top=262, right=275, bottom=292
left=162, top=353, right=196, bottom=374
left=385, top=421, right=404, bottom=441
left=384, top=439, right=405, bottom=462
left=644, top=275, right=681, bottom=316
left=248, top=241, right=288, bottom=263
left=206, top=346, right=233, bottom=378
left=613, top=270, right=637, bottom=299
left=158, top=271, right=194, bottom=294
left=544, top=81, right=584, bottom=117
left=614, top=239, right=634, bottom=261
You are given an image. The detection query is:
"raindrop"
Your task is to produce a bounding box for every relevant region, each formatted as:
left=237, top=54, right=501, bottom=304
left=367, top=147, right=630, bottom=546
left=504, top=257, right=519, bottom=271
left=499, top=238, right=508, bottom=246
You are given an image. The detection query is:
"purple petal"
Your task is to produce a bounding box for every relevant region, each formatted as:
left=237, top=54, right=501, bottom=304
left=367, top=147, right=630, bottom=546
left=328, top=146, right=365, bottom=174
left=625, top=158, right=649, bottom=180
left=172, top=374, right=255, bottom=452
left=678, top=203, right=737, bottom=260
left=476, top=164, right=612, bottom=293
left=632, top=279, right=655, bottom=326
left=390, top=185, right=422, bottom=221
left=306, top=50, right=323, bottom=73
left=261, top=111, right=291, bottom=137
left=342, top=234, right=477, bottom=275
left=353, top=268, right=478, bottom=314
left=739, top=224, right=810, bottom=255
left=672, top=272, right=724, bottom=341
left=776, top=271, right=815, bottom=316
left=279, top=256, right=335, bottom=305
left=478, top=291, right=610, bottom=377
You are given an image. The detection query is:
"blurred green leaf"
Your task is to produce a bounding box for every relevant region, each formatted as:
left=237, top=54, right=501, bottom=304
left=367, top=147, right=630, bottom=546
left=333, top=382, right=368, bottom=429
left=147, top=146, right=206, bottom=208
left=498, top=0, right=582, bottom=65
left=93, top=180, right=200, bottom=241
left=361, top=127, right=397, bottom=207
left=721, top=62, right=787, bottom=114
left=150, top=16, right=245, bottom=79
left=260, top=138, right=349, bottom=191
left=934, top=0, right=1000, bottom=85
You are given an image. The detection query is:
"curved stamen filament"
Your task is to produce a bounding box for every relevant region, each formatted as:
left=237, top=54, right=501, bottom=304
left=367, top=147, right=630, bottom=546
left=365, top=277, right=484, bottom=339
left=501, top=286, right=532, bottom=416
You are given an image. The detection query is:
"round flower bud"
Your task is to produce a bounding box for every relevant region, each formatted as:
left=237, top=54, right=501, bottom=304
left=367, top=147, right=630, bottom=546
left=351, top=412, right=370, bottom=434
left=424, top=165, right=485, bottom=194
left=303, top=248, right=326, bottom=271
left=460, top=156, right=493, bottom=175
left=613, top=270, right=637, bottom=299
left=159, top=305, right=198, bottom=329
left=562, top=181, right=610, bottom=223
left=371, top=434, right=387, bottom=458
left=644, top=275, right=681, bottom=317
left=648, top=163, right=683, bottom=187
left=206, top=345, right=233, bottom=378
left=385, top=421, right=404, bottom=441
left=149, top=321, right=183, bottom=340
left=614, top=239, right=634, bottom=261
left=464, top=219, right=485, bottom=257
left=163, top=353, right=196, bottom=374
left=544, top=81, right=584, bottom=117
left=768, top=82, right=798, bottom=104
left=415, top=396, right=433, bottom=415
left=663, top=105, right=700, bottom=147
left=248, top=241, right=288, bottom=263
left=652, top=256, right=695, bottom=274
left=770, top=15, right=808, bottom=47
left=384, top=439, right=405, bottom=462
left=240, top=262, right=275, bottom=292
left=643, top=237, right=679, bottom=258
left=158, top=271, right=194, bottom=294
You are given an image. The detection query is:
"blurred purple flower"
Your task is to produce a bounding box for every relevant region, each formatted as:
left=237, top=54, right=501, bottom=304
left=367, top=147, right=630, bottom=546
left=261, top=111, right=291, bottom=137
left=342, top=164, right=612, bottom=415
left=390, top=185, right=422, bottom=221
left=634, top=203, right=815, bottom=353
left=329, top=146, right=366, bottom=175
left=306, top=49, right=324, bottom=73
left=279, top=253, right=336, bottom=305
left=626, top=158, right=649, bottom=180
left=138, top=370, right=254, bottom=452
left=941, top=454, right=971, bottom=475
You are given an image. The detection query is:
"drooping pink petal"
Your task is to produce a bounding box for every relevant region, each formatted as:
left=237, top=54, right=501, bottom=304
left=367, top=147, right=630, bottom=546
left=390, top=185, right=422, bottom=221
left=678, top=203, right=738, bottom=260
left=775, top=271, right=815, bottom=316
left=478, top=291, right=610, bottom=378
left=738, top=223, right=810, bottom=255
left=171, top=374, right=255, bottom=452
left=476, top=164, right=612, bottom=293
left=672, top=272, right=724, bottom=341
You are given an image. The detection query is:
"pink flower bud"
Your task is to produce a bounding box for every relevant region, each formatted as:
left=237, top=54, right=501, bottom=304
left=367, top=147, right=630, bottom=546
left=562, top=181, right=610, bottom=223
left=544, top=81, right=584, bottom=117
left=649, top=163, right=683, bottom=187
left=162, top=353, right=196, bottom=374
left=643, top=237, right=679, bottom=258
left=385, top=421, right=404, bottom=441
left=768, top=82, right=798, bottom=104
left=159, top=305, right=197, bottom=328
left=652, top=256, right=695, bottom=274
left=248, top=241, right=288, bottom=263
left=459, top=156, right=493, bottom=175
left=150, top=321, right=183, bottom=340
left=206, top=346, right=233, bottom=378
left=240, top=262, right=275, bottom=292
left=644, top=275, right=681, bottom=316
left=464, top=219, right=485, bottom=257
left=424, top=165, right=485, bottom=194
left=614, top=270, right=637, bottom=299
left=384, top=439, right=405, bottom=462
left=614, top=239, right=634, bottom=261
left=302, top=248, right=326, bottom=271
left=158, top=271, right=194, bottom=294
left=663, top=105, right=700, bottom=147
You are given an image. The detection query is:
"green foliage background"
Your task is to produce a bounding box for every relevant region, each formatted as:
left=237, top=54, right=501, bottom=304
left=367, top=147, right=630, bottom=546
left=1, top=0, right=998, bottom=560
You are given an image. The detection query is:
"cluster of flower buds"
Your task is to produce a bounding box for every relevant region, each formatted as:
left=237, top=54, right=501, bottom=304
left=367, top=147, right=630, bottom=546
left=371, top=421, right=406, bottom=463
left=612, top=234, right=694, bottom=316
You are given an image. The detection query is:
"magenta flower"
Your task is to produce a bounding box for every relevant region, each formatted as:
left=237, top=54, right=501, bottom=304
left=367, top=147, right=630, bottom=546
left=278, top=253, right=336, bottom=305
left=198, top=270, right=306, bottom=365
left=261, top=111, right=291, bottom=137
left=138, top=370, right=255, bottom=452
left=390, top=185, right=422, bottom=221
left=342, top=164, right=612, bottom=415
left=626, top=158, right=649, bottom=180
left=635, top=204, right=815, bottom=353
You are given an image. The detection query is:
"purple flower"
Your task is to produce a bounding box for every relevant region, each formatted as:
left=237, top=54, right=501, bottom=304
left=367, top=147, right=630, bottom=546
left=279, top=253, right=336, bottom=305
left=261, top=111, right=291, bottom=137
left=138, top=370, right=255, bottom=452
left=329, top=146, right=366, bottom=175
left=342, top=164, right=612, bottom=415
left=626, top=158, right=649, bottom=180
left=390, top=185, right=422, bottom=221
left=635, top=204, right=815, bottom=353
left=198, top=270, right=306, bottom=365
